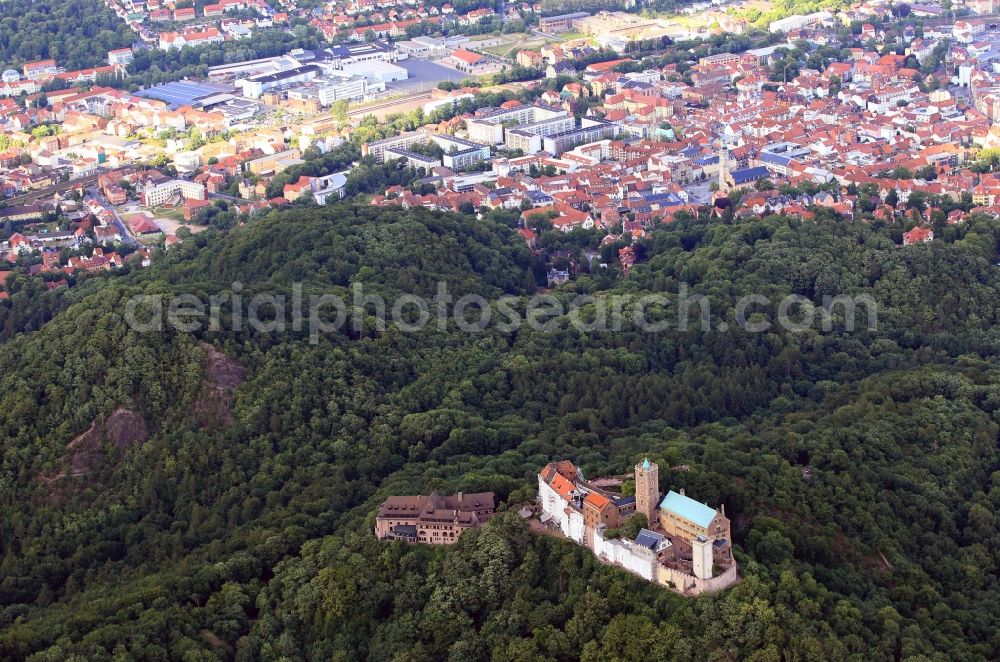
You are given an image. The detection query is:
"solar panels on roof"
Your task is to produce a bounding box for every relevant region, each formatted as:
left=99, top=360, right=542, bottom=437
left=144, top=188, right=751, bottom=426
left=135, top=80, right=235, bottom=109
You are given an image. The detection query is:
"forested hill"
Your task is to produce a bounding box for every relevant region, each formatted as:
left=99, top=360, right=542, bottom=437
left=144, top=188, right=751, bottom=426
left=1, top=203, right=999, bottom=660
left=153, top=205, right=539, bottom=297
left=0, top=0, right=135, bottom=71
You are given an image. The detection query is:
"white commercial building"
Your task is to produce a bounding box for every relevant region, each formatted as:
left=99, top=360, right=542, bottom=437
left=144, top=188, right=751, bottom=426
left=240, top=65, right=321, bottom=99
left=769, top=11, right=832, bottom=33
left=172, top=151, right=202, bottom=174
left=341, top=60, right=408, bottom=84
left=318, top=75, right=368, bottom=104
left=395, top=40, right=433, bottom=57
left=311, top=172, right=348, bottom=205
left=287, top=73, right=374, bottom=106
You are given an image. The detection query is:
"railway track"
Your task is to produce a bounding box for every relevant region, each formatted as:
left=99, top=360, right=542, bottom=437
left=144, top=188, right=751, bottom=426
left=348, top=91, right=433, bottom=117
left=0, top=173, right=100, bottom=207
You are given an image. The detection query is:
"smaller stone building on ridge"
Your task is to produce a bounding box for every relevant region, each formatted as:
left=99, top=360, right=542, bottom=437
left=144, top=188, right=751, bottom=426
left=375, top=491, right=496, bottom=544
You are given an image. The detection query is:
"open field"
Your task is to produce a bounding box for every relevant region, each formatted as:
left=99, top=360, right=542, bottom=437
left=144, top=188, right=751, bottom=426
left=154, top=217, right=208, bottom=236
left=473, top=32, right=556, bottom=59
left=147, top=205, right=184, bottom=222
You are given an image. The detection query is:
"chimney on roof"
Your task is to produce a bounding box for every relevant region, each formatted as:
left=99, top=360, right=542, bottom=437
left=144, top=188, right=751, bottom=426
left=679, top=488, right=685, bottom=496
left=457, top=491, right=463, bottom=503
left=721, top=503, right=725, bottom=516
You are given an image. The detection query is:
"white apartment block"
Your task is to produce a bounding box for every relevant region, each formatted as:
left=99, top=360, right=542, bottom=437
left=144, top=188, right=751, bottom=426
left=465, top=104, right=569, bottom=145
left=363, top=131, right=426, bottom=162
left=142, top=179, right=206, bottom=206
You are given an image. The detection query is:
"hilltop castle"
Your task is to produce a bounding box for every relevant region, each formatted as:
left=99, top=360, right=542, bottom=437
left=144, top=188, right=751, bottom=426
left=537, top=457, right=737, bottom=595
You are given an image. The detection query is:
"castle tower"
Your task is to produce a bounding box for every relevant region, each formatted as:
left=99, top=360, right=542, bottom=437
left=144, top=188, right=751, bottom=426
left=692, top=535, right=714, bottom=580
left=635, top=457, right=659, bottom=526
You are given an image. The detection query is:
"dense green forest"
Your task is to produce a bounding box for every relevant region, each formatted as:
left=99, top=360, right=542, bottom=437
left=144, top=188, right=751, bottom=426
left=0, top=204, right=999, bottom=660
left=0, top=0, right=135, bottom=71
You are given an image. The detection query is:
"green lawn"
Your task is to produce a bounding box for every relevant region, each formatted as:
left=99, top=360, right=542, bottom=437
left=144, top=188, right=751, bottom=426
left=148, top=206, right=184, bottom=222
left=478, top=31, right=555, bottom=58
left=482, top=44, right=518, bottom=58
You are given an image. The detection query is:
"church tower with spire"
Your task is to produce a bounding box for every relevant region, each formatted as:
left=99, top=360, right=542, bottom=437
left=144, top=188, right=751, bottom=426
left=635, top=457, right=660, bottom=526
left=718, top=144, right=729, bottom=192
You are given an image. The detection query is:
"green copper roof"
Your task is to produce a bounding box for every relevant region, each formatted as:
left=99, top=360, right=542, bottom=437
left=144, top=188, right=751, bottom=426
left=642, top=458, right=651, bottom=470
left=659, top=490, right=716, bottom=528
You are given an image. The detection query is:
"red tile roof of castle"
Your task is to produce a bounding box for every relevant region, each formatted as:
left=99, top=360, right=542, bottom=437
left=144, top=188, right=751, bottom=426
left=584, top=491, right=611, bottom=510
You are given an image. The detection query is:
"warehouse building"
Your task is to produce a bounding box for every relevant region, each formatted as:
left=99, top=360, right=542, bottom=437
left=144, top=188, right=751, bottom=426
left=341, top=60, right=408, bottom=84
left=287, top=73, right=375, bottom=106
left=240, top=65, right=321, bottom=99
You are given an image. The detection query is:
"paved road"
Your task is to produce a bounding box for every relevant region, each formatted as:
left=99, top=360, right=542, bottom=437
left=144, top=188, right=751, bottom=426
left=86, top=188, right=140, bottom=247
left=686, top=182, right=713, bottom=205
left=110, top=209, right=140, bottom=247
left=392, top=58, right=468, bottom=92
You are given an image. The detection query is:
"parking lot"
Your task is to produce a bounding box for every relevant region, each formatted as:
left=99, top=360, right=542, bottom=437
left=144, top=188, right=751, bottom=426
left=388, top=58, right=468, bottom=93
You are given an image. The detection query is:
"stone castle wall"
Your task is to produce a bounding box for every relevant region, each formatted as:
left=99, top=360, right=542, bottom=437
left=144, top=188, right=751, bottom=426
left=656, top=562, right=739, bottom=596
